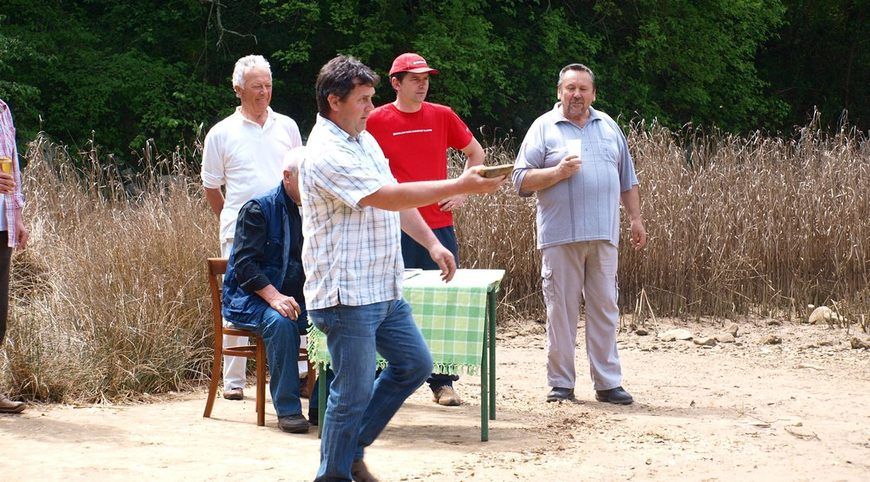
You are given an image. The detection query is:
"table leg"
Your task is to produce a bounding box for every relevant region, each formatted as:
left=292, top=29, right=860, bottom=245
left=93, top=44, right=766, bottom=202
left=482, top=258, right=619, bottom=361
left=480, top=310, right=489, bottom=442
left=317, top=363, right=326, bottom=438
left=488, top=289, right=497, bottom=420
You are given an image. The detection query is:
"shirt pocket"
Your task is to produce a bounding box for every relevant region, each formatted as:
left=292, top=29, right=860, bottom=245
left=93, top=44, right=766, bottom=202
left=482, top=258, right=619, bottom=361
left=262, top=237, right=283, bottom=279
left=595, top=127, right=621, bottom=167
left=540, top=262, right=555, bottom=304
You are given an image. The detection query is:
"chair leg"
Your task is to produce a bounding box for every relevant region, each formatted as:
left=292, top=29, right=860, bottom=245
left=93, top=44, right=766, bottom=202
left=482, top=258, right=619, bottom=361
left=305, top=359, right=316, bottom=400
left=203, top=347, right=222, bottom=418
left=256, top=338, right=266, bottom=427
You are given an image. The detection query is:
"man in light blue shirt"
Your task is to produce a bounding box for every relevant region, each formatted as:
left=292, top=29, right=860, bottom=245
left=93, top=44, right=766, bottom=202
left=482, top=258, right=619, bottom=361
left=513, top=63, right=648, bottom=405
left=301, top=55, right=505, bottom=482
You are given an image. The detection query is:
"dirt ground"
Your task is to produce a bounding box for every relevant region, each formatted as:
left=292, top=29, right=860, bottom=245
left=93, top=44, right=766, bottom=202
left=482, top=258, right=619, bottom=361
left=2, top=317, right=868, bottom=481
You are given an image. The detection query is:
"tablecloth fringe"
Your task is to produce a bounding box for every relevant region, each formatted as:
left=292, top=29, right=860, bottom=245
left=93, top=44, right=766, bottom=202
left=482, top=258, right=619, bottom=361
left=310, top=329, right=482, bottom=376
left=375, top=359, right=478, bottom=376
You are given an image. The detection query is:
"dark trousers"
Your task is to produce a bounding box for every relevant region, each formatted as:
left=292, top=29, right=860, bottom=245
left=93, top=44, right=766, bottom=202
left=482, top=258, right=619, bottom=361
left=400, top=226, right=461, bottom=390
left=0, top=232, right=10, bottom=345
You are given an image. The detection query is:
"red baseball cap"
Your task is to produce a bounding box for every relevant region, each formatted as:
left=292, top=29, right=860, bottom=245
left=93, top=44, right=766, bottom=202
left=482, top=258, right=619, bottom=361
left=389, top=53, right=439, bottom=76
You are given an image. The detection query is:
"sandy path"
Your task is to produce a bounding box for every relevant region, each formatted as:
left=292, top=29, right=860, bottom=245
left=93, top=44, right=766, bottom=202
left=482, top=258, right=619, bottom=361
left=2, top=319, right=868, bottom=481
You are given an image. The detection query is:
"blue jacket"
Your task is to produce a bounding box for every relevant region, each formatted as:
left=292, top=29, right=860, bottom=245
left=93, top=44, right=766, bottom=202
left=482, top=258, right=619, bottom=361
left=221, top=183, right=306, bottom=327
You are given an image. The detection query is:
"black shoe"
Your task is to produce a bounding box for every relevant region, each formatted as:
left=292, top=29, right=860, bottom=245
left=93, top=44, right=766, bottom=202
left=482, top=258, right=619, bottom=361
left=546, top=387, right=575, bottom=402
left=277, top=414, right=310, bottom=433
left=595, top=386, right=634, bottom=405
left=308, top=409, right=318, bottom=426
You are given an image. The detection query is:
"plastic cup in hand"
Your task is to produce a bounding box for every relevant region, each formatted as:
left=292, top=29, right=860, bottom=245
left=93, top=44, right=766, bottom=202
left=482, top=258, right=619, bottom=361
left=0, top=156, right=11, bottom=174
left=565, top=139, right=582, bottom=158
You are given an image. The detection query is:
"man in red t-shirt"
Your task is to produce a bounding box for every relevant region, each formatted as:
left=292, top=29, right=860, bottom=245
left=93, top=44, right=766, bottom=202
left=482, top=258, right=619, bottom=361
left=367, top=52, right=485, bottom=407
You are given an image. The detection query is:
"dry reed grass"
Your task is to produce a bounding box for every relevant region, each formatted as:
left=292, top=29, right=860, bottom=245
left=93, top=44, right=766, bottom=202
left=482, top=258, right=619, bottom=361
left=1, top=117, right=867, bottom=403
left=456, top=117, right=869, bottom=327
left=2, top=135, right=216, bottom=403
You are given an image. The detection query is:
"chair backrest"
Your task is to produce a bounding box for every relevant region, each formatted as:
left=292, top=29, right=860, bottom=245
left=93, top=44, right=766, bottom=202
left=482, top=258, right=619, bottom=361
left=207, top=257, right=228, bottom=338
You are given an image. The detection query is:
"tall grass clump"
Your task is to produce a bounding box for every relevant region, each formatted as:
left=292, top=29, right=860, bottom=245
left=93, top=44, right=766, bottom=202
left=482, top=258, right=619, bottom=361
left=457, top=117, right=869, bottom=324
left=1, top=135, right=217, bottom=403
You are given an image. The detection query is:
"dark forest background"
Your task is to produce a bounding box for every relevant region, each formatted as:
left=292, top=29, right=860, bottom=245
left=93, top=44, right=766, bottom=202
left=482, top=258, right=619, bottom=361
left=1, top=0, right=866, bottom=167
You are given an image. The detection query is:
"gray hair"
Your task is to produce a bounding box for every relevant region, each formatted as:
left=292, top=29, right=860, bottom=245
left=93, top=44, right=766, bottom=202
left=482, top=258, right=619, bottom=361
left=232, top=55, right=272, bottom=89
left=283, top=147, right=304, bottom=175
left=557, top=63, right=596, bottom=90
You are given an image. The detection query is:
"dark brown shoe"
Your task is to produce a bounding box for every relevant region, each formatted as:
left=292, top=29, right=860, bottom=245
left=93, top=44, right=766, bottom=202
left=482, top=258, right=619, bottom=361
left=351, top=459, right=379, bottom=482
left=0, top=395, right=26, bottom=414
left=222, top=387, right=244, bottom=401
left=432, top=386, right=462, bottom=406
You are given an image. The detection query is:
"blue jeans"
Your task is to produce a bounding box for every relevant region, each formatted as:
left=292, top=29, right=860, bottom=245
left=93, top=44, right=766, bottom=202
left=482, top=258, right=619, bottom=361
left=236, top=307, right=306, bottom=417
left=310, top=299, right=432, bottom=482
left=399, top=226, right=459, bottom=270
left=401, top=226, right=460, bottom=391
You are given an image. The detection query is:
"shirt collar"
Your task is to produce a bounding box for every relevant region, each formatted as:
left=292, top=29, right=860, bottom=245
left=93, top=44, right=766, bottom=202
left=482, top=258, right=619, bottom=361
left=234, top=106, right=275, bottom=127
left=316, top=114, right=360, bottom=143
left=551, top=103, right=601, bottom=126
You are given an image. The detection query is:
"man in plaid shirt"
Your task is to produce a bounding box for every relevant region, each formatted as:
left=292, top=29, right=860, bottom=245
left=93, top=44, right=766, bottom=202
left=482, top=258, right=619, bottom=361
left=300, top=55, right=505, bottom=482
left=0, top=99, right=29, bottom=414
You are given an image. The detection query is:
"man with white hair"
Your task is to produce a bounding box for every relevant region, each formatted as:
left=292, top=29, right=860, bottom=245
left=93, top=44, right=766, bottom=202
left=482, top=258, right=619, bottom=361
left=220, top=152, right=310, bottom=433
left=201, top=54, right=303, bottom=401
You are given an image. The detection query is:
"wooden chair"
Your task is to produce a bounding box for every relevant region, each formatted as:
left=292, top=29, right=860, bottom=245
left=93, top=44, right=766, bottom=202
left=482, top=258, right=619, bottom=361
left=202, top=257, right=316, bottom=426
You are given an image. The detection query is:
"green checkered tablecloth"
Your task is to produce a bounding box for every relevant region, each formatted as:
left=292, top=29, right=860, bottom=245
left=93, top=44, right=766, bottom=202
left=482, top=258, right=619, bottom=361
left=308, top=269, right=504, bottom=376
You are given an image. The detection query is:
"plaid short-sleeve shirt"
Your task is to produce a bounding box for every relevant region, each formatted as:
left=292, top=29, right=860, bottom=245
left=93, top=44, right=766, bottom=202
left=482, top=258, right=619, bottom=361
left=0, top=99, right=25, bottom=247
left=300, top=115, right=403, bottom=309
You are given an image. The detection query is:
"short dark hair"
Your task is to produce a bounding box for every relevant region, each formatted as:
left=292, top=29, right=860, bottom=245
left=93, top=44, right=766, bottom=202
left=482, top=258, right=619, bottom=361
left=391, top=71, right=409, bottom=83
left=315, top=55, right=380, bottom=117
left=558, top=63, right=596, bottom=90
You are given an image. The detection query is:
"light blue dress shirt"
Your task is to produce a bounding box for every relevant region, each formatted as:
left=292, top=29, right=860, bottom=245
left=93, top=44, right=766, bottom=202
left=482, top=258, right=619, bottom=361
left=513, top=105, right=639, bottom=249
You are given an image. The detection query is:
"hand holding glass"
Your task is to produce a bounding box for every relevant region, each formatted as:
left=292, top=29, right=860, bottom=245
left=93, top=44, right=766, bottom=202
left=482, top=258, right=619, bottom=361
left=565, top=139, right=582, bottom=158
left=0, top=156, right=12, bottom=174
left=0, top=156, right=14, bottom=194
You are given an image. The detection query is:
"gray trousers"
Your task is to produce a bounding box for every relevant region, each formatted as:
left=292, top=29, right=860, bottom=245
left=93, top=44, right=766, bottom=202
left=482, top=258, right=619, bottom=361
left=542, top=241, right=622, bottom=391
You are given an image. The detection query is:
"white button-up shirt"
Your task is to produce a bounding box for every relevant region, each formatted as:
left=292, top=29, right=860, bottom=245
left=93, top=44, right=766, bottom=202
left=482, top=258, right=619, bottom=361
left=201, top=107, right=302, bottom=242
left=300, top=115, right=403, bottom=309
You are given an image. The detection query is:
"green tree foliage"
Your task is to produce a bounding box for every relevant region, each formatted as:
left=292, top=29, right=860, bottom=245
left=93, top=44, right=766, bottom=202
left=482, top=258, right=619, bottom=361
left=0, top=14, right=43, bottom=143
left=0, top=0, right=862, bottom=163
left=1, top=1, right=233, bottom=165
left=482, top=1, right=606, bottom=131
left=758, top=0, right=868, bottom=129
left=595, top=0, right=788, bottom=130
left=170, top=0, right=792, bottom=134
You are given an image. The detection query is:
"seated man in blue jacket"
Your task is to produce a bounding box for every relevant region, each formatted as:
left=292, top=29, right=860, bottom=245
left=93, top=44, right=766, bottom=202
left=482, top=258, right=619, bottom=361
left=221, top=151, right=310, bottom=434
